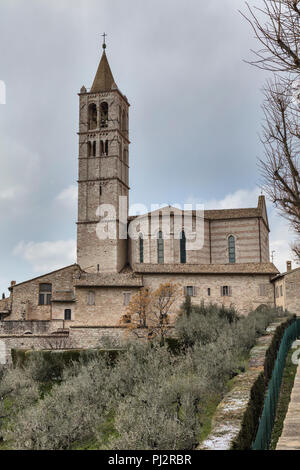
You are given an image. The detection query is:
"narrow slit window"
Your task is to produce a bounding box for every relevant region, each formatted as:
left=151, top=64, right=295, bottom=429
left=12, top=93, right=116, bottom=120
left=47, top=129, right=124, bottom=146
left=180, top=231, right=186, bottom=263
left=64, top=309, right=71, bottom=320
left=87, top=291, right=95, bottom=306
left=228, top=235, right=236, bottom=264
left=139, top=235, right=144, bottom=263
left=157, top=231, right=164, bottom=264
left=123, top=292, right=131, bottom=306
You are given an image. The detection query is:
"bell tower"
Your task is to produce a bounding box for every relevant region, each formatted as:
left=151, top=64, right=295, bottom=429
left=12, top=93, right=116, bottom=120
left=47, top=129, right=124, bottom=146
left=77, top=38, right=130, bottom=273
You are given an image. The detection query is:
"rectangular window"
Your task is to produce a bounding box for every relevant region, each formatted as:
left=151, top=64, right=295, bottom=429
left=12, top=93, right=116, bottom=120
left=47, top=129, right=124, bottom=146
left=186, top=286, right=195, bottom=297
left=39, top=283, right=52, bottom=305
left=259, top=284, right=267, bottom=296
left=87, top=291, right=95, bottom=306
left=280, top=285, right=283, bottom=297
left=64, top=309, right=71, bottom=320
left=123, top=292, right=131, bottom=306
left=221, top=286, right=231, bottom=297
left=208, top=288, right=211, bottom=296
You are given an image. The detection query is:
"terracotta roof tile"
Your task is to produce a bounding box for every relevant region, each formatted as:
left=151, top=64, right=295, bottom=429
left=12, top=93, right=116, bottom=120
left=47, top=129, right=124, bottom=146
left=75, top=272, right=143, bottom=287
left=133, top=262, right=279, bottom=275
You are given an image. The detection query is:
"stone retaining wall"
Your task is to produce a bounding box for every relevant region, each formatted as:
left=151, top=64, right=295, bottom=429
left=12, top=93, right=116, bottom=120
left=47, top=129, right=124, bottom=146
left=0, top=320, right=64, bottom=335
left=0, top=334, right=69, bottom=364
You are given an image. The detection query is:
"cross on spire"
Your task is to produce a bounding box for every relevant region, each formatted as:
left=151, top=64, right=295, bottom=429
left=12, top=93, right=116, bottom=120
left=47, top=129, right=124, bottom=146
left=102, top=32, right=107, bottom=49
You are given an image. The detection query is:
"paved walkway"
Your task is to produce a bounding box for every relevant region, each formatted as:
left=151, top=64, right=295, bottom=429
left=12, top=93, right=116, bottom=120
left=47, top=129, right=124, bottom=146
left=276, top=360, right=300, bottom=450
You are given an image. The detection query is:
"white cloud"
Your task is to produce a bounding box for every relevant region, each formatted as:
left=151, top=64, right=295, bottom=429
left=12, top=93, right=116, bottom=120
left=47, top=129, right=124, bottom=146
left=269, top=212, right=298, bottom=273
left=186, top=188, right=261, bottom=210
left=0, top=186, right=22, bottom=201
left=13, top=239, right=76, bottom=273
left=55, top=185, right=78, bottom=210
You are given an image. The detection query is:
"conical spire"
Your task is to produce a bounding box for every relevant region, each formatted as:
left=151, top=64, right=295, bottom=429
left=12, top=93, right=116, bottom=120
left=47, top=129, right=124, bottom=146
left=91, top=49, right=115, bottom=93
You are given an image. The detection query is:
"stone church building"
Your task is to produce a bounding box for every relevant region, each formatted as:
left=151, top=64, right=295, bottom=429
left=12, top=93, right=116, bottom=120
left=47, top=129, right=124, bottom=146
left=0, top=43, right=288, bottom=361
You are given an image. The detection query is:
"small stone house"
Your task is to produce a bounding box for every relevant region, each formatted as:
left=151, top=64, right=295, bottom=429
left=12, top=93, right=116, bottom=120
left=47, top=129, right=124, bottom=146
left=272, top=261, right=300, bottom=316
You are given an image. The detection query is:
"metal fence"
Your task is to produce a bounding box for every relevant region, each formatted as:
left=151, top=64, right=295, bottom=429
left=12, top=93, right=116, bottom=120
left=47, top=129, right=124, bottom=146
left=252, top=318, right=300, bottom=450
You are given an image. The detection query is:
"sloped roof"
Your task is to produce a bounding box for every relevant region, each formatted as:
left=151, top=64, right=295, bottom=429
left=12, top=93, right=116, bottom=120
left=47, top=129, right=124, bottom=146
left=8, top=264, right=80, bottom=290
left=271, top=266, right=300, bottom=281
left=90, top=50, right=115, bottom=93
left=128, top=196, right=270, bottom=229
left=133, top=262, right=279, bottom=275
left=75, top=272, right=143, bottom=288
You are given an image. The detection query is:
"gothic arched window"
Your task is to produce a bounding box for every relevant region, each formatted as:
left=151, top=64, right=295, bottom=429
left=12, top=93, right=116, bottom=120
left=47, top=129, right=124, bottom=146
left=88, top=103, right=97, bottom=130
left=139, top=235, right=144, bottom=263
left=228, top=235, right=236, bottom=264
left=105, top=140, right=108, bottom=155
left=180, top=231, right=186, bottom=264
left=157, top=231, right=164, bottom=264
left=100, top=140, right=104, bottom=155
left=92, top=141, right=96, bottom=157
left=100, top=102, right=108, bottom=128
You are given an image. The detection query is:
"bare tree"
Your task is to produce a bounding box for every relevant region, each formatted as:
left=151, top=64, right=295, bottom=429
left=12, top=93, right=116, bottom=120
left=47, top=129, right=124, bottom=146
left=242, top=1, right=300, bottom=261
left=259, top=79, right=300, bottom=228
left=122, top=283, right=179, bottom=341
left=44, top=335, right=73, bottom=350
left=241, top=1, right=300, bottom=73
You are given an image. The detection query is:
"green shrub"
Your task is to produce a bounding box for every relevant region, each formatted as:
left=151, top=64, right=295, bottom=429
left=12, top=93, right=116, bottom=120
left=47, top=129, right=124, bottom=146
left=11, top=348, right=123, bottom=383
left=2, top=304, right=288, bottom=450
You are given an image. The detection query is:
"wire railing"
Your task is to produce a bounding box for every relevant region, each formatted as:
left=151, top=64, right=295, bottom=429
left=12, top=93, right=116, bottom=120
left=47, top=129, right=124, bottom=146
left=252, top=318, right=300, bottom=450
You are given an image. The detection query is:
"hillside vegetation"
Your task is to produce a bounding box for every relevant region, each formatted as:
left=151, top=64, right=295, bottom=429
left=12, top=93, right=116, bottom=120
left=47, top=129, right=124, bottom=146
left=0, top=303, right=286, bottom=450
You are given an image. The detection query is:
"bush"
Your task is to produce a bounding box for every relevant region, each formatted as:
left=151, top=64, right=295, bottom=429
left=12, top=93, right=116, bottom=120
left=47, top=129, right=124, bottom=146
left=1, top=304, right=288, bottom=450
left=11, top=348, right=123, bottom=383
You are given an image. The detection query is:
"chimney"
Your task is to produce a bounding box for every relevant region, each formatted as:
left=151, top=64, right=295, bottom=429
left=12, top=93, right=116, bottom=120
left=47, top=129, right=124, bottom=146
left=10, top=280, right=16, bottom=287
left=286, top=261, right=292, bottom=272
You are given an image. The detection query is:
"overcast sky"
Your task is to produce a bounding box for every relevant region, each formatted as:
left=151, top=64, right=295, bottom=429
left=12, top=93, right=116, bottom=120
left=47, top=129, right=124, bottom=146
left=0, top=0, right=297, bottom=295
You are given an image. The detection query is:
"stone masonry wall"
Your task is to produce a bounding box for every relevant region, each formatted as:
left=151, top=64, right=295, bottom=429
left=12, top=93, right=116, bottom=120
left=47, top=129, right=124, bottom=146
left=9, top=265, right=79, bottom=321
left=129, top=212, right=269, bottom=268
left=284, top=270, right=300, bottom=316
left=142, top=273, right=274, bottom=316
left=0, top=334, right=70, bottom=364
